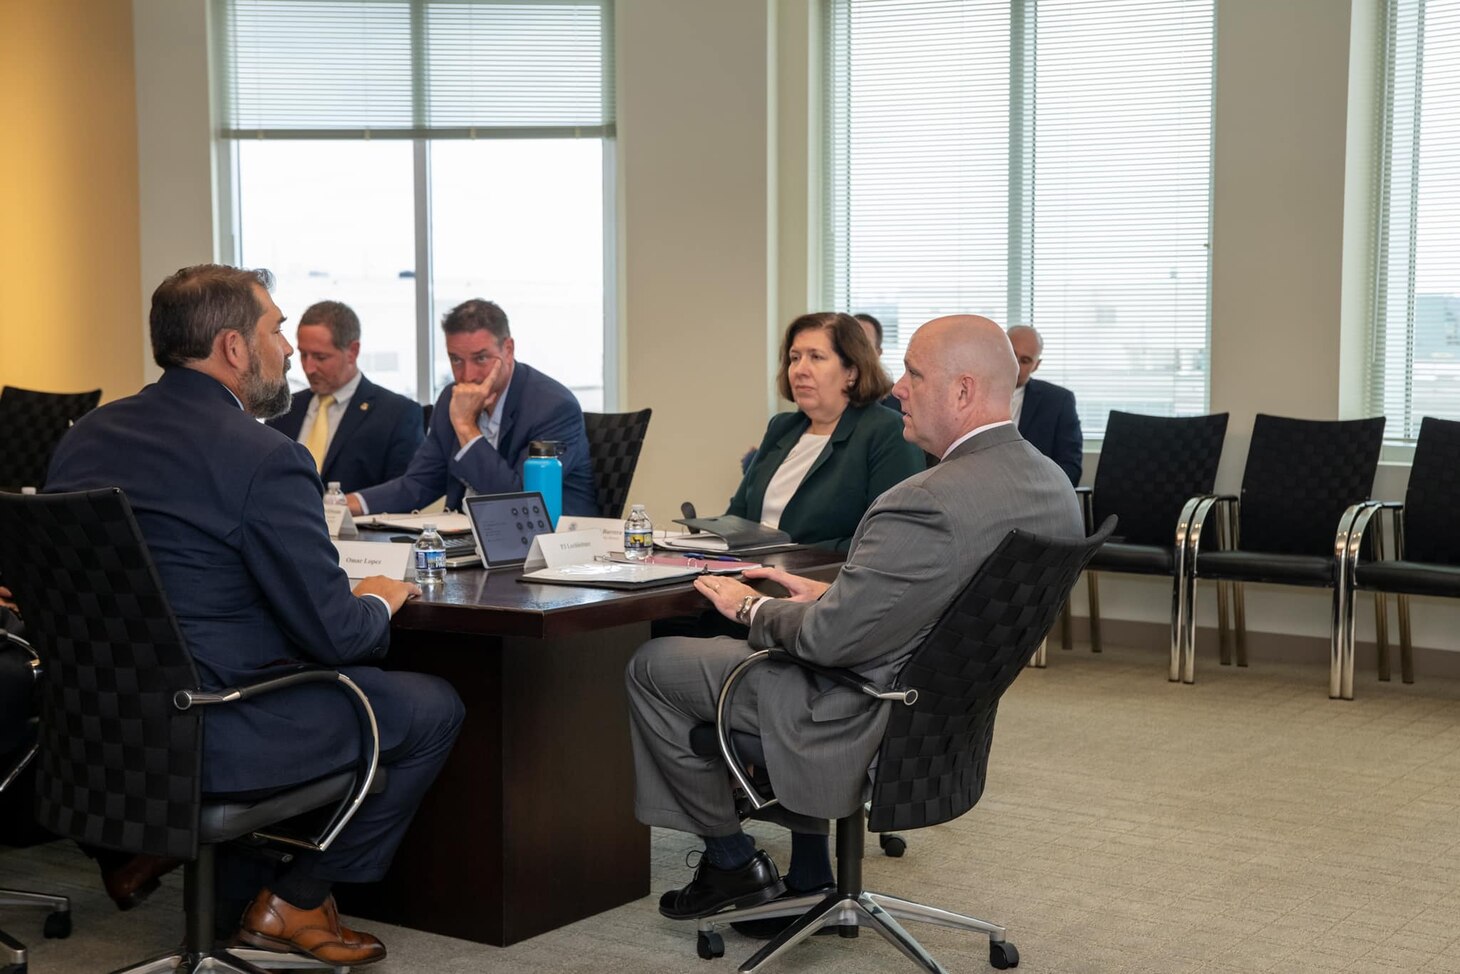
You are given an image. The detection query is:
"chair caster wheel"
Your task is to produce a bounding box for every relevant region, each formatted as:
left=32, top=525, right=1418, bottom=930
left=697, top=931, right=724, bottom=959
left=879, top=833, right=906, bottom=857
left=989, top=939, right=1019, bottom=969
left=43, top=910, right=71, bottom=939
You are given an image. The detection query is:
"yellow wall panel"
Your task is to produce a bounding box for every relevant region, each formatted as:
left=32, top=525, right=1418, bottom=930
left=0, top=0, right=143, bottom=401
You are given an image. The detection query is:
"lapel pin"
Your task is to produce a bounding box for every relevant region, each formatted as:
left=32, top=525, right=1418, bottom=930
left=360, top=402, right=370, bottom=411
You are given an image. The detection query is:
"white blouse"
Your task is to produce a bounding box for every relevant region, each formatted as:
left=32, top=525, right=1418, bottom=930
left=759, top=432, right=831, bottom=530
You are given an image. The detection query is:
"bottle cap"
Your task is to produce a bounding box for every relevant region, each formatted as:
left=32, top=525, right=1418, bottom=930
left=422, top=522, right=437, bottom=532
left=630, top=504, right=646, bottom=513
left=328, top=481, right=341, bottom=490
left=528, top=440, right=560, bottom=457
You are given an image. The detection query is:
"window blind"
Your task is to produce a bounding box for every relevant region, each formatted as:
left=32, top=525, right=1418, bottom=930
left=214, top=0, right=615, bottom=138
left=824, top=0, right=1214, bottom=438
left=1370, top=0, right=1460, bottom=440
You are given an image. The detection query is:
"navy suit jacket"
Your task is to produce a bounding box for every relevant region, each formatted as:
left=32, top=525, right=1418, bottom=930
left=1018, top=377, right=1083, bottom=486
left=45, top=368, right=397, bottom=793
left=266, top=374, right=424, bottom=494
left=356, top=361, right=595, bottom=517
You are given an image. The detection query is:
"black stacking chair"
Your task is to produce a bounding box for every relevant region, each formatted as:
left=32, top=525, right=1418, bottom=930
left=1332, top=416, right=1460, bottom=699
left=1174, top=414, right=1385, bottom=686
left=1, top=634, right=71, bottom=974
left=0, top=387, right=101, bottom=490
left=684, top=517, right=1116, bottom=973
left=1070, top=411, right=1229, bottom=659
left=583, top=409, right=653, bottom=518
left=0, top=489, right=383, bottom=974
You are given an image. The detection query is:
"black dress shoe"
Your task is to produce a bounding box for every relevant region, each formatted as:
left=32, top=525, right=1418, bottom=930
left=658, top=851, right=786, bottom=920
left=730, top=883, right=844, bottom=940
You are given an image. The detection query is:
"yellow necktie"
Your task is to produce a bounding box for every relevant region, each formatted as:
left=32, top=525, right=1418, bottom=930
left=304, top=394, right=335, bottom=470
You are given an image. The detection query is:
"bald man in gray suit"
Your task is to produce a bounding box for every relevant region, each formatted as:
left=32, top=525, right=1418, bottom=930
left=627, top=315, right=1083, bottom=925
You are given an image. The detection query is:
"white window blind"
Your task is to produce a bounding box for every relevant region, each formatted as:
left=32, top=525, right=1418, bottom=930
left=214, top=0, right=615, bottom=138
left=1371, top=0, right=1460, bottom=440
left=825, top=0, right=1214, bottom=437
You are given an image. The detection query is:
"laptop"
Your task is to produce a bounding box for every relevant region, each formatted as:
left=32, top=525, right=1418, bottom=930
left=463, top=491, right=556, bottom=570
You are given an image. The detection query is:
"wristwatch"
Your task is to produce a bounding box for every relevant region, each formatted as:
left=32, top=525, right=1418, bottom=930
left=735, top=594, right=760, bottom=625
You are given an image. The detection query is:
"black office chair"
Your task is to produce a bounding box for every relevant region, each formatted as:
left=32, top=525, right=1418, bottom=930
left=685, top=517, right=1116, bottom=973
left=1, top=634, right=71, bottom=974
left=1072, top=411, right=1229, bottom=659
left=583, top=409, right=653, bottom=518
left=0, top=488, right=384, bottom=974
left=0, top=386, right=101, bottom=490
left=1174, top=414, right=1385, bottom=685
left=1332, top=416, right=1460, bottom=699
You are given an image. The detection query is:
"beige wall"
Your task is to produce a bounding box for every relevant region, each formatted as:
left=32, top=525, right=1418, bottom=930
left=0, top=0, right=144, bottom=401
left=616, top=0, right=779, bottom=519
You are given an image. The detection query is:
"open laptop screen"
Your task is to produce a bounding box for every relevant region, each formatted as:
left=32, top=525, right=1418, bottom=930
left=463, top=491, right=554, bottom=569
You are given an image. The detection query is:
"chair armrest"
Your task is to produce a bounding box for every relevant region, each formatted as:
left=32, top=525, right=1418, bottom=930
left=1181, top=494, right=1238, bottom=559
left=174, top=665, right=380, bottom=855
left=1074, top=486, right=1093, bottom=533
left=765, top=650, right=918, bottom=705
left=711, top=651, right=915, bottom=814
left=1, top=631, right=39, bottom=674
left=1337, top=500, right=1404, bottom=574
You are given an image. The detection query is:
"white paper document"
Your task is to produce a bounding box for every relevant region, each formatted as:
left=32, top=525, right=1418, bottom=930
left=358, top=512, right=473, bottom=535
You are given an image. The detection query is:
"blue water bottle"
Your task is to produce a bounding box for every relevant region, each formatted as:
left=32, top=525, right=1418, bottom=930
left=523, top=440, right=563, bottom=527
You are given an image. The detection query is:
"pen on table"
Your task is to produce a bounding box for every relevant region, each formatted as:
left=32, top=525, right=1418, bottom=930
left=686, top=553, right=741, bottom=562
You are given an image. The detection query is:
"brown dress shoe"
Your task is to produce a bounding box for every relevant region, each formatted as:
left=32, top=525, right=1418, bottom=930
left=234, top=890, right=386, bottom=966
left=100, top=854, right=182, bottom=911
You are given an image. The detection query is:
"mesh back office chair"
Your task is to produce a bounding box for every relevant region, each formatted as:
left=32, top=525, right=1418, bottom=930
left=0, top=489, right=384, bottom=974
left=1071, top=411, right=1228, bottom=659
left=1333, top=416, right=1460, bottom=698
left=0, top=387, right=101, bottom=490
left=583, top=409, right=653, bottom=518
left=1174, top=414, right=1385, bottom=687
left=685, top=518, right=1116, bottom=973
left=0, top=635, right=71, bottom=974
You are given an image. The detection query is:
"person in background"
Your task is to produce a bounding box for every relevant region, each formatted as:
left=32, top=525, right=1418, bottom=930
left=1007, top=324, right=1083, bottom=486
left=728, top=312, right=925, bottom=553
left=266, top=300, right=424, bottom=494
left=347, top=298, right=595, bottom=517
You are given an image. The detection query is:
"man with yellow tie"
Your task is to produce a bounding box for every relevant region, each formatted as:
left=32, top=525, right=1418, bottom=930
left=267, top=301, right=424, bottom=493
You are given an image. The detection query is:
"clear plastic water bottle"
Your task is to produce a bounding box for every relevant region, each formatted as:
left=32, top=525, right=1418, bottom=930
left=324, top=481, right=346, bottom=508
left=623, top=504, right=653, bottom=561
left=414, top=523, right=447, bottom=584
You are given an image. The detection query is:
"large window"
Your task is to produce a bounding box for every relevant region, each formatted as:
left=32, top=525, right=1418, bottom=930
left=1370, top=0, right=1460, bottom=440
left=825, top=0, right=1214, bottom=437
left=214, top=0, right=614, bottom=408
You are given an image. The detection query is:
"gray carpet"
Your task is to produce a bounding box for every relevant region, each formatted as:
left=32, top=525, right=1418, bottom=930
left=5, top=641, right=1460, bottom=973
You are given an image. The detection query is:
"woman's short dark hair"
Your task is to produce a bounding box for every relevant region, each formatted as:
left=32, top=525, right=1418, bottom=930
left=150, top=264, right=274, bottom=369
left=775, top=312, right=893, bottom=407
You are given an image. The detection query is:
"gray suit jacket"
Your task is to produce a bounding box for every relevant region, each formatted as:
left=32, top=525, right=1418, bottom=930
left=746, top=422, right=1082, bottom=819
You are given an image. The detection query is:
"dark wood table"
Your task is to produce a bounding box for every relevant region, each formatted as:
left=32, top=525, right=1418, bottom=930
left=336, top=548, right=844, bottom=947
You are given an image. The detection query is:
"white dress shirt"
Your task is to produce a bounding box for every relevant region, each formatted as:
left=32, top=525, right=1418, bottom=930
left=296, top=371, right=364, bottom=456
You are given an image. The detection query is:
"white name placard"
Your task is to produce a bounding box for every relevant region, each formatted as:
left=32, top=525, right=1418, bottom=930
left=554, top=515, right=626, bottom=552
left=336, top=540, right=413, bottom=580
left=524, top=528, right=609, bottom=571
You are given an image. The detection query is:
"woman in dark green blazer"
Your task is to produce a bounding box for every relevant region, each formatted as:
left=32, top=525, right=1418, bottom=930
left=727, top=312, right=925, bottom=552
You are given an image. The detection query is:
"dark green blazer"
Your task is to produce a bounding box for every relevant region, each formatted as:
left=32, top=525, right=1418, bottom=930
left=727, top=402, right=925, bottom=552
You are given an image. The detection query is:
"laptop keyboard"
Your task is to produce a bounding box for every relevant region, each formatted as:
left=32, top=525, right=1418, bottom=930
left=442, top=535, right=476, bottom=556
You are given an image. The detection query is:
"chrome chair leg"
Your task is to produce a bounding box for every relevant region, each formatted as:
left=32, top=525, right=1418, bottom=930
left=852, top=897, right=950, bottom=974
left=1375, top=591, right=1392, bottom=682
left=1183, top=573, right=1199, bottom=684
left=737, top=893, right=861, bottom=973
left=1086, top=572, right=1102, bottom=653
left=1232, top=582, right=1248, bottom=667
left=1, top=926, right=27, bottom=972
left=1169, top=568, right=1185, bottom=683
left=1216, top=579, right=1232, bottom=666
left=1030, top=638, right=1047, bottom=669
left=1398, top=593, right=1414, bottom=684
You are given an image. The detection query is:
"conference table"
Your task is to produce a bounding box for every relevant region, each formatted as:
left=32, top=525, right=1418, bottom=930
left=335, top=547, right=845, bottom=947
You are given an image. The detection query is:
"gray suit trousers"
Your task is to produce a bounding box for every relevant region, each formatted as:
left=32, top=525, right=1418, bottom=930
left=626, top=635, right=828, bottom=837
